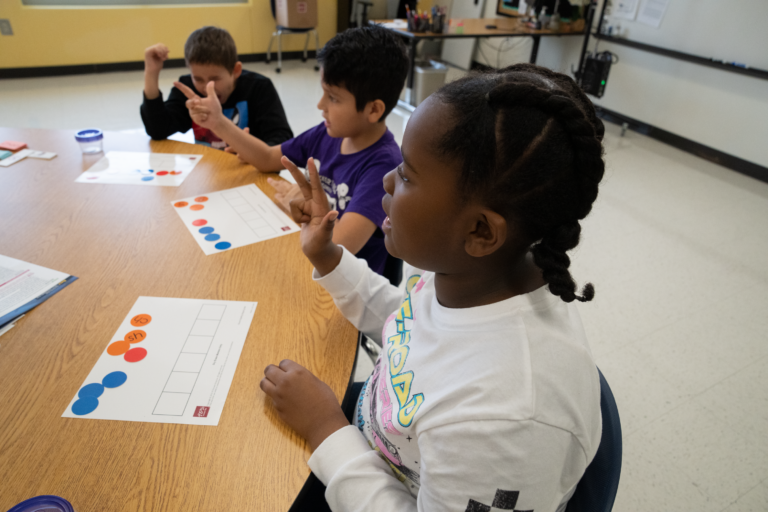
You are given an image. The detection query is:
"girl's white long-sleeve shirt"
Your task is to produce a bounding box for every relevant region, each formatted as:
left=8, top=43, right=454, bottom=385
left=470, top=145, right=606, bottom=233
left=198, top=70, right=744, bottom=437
left=309, top=248, right=602, bottom=512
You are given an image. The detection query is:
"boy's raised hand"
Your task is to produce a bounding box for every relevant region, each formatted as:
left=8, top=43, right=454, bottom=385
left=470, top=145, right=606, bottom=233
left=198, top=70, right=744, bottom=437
left=224, top=126, right=250, bottom=162
left=144, top=43, right=169, bottom=75
left=267, top=176, right=303, bottom=214
left=174, top=80, right=223, bottom=131
left=282, top=156, right=342, bottom=276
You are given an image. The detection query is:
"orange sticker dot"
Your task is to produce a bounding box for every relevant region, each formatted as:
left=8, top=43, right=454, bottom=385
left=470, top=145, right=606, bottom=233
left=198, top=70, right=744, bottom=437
left=189, top=204, right=204, bottom=211
left=174, top=201, right=188, bottom=208
left=125, top=330, right=146, bottom=344
left=130, top=314, right=152, bottom=327
left=107, top=340, right=130, bottom=356
left=194, top=196, right=209, bottom=202
left=170, top=170, right=182, bottom=175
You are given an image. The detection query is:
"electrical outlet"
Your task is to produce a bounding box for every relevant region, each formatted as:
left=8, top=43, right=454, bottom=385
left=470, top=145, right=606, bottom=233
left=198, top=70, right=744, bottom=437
left=0, top=19, right=13, bottom=36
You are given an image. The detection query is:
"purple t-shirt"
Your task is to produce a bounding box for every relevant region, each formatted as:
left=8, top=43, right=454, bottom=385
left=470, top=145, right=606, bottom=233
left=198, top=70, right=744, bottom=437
left=281, top=122, right=401, bottom=275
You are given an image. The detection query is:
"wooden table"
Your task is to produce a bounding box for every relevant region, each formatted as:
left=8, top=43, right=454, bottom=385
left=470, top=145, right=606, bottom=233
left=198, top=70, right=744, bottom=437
left=374, top=17, right=586, bottom=107
left=0, top=128, right=359, bottom=511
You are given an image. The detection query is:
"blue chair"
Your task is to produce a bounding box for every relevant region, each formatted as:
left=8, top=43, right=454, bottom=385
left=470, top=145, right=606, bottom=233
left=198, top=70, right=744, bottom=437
left=565, top=368, right=622, bottom=512
left=267, top=0, right=320, bottom=73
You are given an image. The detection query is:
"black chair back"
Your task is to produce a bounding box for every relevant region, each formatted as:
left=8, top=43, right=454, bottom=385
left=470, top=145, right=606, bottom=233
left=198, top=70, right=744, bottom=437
left=565, top=368, right=622, bottom=512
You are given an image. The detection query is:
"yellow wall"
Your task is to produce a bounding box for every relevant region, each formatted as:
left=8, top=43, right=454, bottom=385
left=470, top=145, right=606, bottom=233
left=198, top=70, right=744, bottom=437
left=0, top=0, right=337, bottom=69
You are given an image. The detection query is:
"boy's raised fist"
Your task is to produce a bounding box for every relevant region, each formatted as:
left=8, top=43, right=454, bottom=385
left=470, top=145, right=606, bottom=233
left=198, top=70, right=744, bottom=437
left=144, top=43, right=169, bottom=74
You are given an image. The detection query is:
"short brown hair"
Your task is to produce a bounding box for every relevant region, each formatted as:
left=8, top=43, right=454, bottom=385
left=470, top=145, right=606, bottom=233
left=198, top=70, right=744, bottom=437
left=184, top=26, right=238, bottom=73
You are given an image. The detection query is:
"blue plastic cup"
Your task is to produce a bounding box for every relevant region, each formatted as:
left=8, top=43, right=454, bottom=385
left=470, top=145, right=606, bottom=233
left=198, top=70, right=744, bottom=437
left=7, top=495, right=75, bottom=512
left=74, top=128, right=103, bottom=154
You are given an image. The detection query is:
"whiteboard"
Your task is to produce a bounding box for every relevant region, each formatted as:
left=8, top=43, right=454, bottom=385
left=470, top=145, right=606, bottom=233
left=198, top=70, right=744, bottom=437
left=602, top=0, right=768, bottom=71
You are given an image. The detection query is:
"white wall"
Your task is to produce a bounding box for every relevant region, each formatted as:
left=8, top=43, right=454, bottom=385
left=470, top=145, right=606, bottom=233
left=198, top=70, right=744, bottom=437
left=472, top=0, right=768, bottom=168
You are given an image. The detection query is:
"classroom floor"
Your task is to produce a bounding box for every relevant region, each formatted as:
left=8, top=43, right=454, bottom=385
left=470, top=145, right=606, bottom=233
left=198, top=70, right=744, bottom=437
left=1, top=59, right=767, bottom=512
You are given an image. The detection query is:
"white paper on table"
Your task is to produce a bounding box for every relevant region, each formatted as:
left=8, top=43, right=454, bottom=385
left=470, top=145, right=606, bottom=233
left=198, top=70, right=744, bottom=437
left=637, top=0, right=669, bottom=28
left=171, top=184, right=300, bottom=255
left=0, top=255, right=70, bottom=320
left=381, top=19, right=407, bottom=29
left=75, top=151, right=202, bottom=187
left=0, top=149, right=32, bottom=167
left=613, top=0, right=639, bottom=20
left=63, top=297, right=257, bottom=426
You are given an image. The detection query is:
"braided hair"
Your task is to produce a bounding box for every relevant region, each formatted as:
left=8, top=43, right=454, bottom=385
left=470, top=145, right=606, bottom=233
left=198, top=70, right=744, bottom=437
left=435, top=63, right=605, bottom=303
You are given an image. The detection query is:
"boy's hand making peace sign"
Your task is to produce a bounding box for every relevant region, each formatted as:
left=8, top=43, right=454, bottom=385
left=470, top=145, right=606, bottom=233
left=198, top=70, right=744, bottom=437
left=282, top=156, right=343, bottom=276
left=174, top=80, right=223, bottom=131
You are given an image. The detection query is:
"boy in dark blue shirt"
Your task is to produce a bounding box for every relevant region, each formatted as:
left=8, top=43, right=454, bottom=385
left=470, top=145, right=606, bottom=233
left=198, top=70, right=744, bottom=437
left=174, top=26, right=409, bottom=276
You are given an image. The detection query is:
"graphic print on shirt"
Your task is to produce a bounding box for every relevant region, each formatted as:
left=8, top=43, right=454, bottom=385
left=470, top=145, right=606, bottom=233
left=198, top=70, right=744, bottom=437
left=386, top=274, right=424, bottom=428
left=192, top=100, right=248, bottom=149
left=368, top=356, right=420, bottom=485
left=465, top=489, right=533, bottom=512
left=365, top=274, right=425, bottom=486
left=319, top=175, right=352, bottom=212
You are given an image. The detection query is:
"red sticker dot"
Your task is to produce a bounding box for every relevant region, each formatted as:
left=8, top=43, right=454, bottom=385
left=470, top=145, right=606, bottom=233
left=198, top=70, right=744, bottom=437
left=192, top=219, right=207, bottom=226
left=156, top=171, right=169, bottom=176
left=174, top=201, right=188, bottom=208
left=194, top=196, right=209, bottom=203
left=190, top=204, right=204, bottom=211
left=124, top=347, right=147, bottom=363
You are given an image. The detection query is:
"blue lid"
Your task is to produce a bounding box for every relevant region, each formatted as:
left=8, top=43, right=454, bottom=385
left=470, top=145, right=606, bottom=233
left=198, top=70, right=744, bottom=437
left=7, top=495, right=75, bottom=512
left=74, top=129, right=103, bottom=143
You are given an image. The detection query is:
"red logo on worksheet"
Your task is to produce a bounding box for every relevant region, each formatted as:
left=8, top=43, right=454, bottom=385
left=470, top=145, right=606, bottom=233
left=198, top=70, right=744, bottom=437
left=194, top=406, right=210, bottom=417
left=281, top=226, right=291, bottom=231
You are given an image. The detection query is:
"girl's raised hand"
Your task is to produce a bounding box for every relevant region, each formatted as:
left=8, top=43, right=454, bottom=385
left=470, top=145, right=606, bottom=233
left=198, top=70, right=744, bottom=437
left=282, top=156, right=342, bottom=276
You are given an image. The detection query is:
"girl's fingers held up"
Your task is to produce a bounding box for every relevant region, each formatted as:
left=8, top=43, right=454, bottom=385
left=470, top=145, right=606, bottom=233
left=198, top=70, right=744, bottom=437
left=306, top=158, right=328, bottom=211
left=322, top=211, right=340, bottom=231
left=281, top=157, right=312, bottom=198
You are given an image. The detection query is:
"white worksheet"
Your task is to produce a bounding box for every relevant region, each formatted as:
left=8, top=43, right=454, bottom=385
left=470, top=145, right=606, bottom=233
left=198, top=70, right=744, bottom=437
left=0, top=254, right=72, bottom=323
left=63, top=297, right=257, bottom=426
left=637, top=0, right=669, bottom=28
left=613, top=0, right=639, bottom=20
left=75, top=151, right=202, bottom=186
left=172, top=184, right=299, bottom=255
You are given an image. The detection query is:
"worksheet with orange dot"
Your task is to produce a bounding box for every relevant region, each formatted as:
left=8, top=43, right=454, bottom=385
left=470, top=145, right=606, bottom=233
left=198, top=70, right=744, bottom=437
left=74, top=152, right=202, bottom=187
left=171, top=184, right=299, bottom=256
left=62, top=296, right=257, bottom=425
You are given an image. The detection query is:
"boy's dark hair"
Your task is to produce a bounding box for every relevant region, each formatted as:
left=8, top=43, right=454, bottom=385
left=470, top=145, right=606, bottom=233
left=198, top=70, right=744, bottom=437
left=318, top=26, right=409, bottom=121
left=184, top=26, right=239, bottom=73
left=435, top=63, right=605, bottom=303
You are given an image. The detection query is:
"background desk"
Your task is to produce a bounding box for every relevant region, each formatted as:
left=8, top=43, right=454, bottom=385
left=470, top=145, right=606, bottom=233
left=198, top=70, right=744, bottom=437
left=374, top=17, right=585, bottom=108
left=0, top=128, right=358, bottom=511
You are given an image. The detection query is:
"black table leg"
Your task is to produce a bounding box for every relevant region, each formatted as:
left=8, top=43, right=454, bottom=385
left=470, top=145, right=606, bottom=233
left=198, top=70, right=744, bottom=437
left=529, top=35, right=541, bottom=63
left=405, top=38, right=416, bottom=105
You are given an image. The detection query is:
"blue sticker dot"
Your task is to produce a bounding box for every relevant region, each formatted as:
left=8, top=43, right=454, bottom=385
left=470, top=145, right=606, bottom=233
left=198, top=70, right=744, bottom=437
left=141, top=176, right=154, bottom=182
left=205, top=234, right=221, bottom=242
left=72, top=396, right=99, bottom=416
left=215, top=242, right=232, bottom=250
left=78, top=383, right=105, bottom=399
left=148, top=169, right=154, bottom=173
left=102, top=371, right=127, bottom=388
left=198, top=227, right=214, bottom=234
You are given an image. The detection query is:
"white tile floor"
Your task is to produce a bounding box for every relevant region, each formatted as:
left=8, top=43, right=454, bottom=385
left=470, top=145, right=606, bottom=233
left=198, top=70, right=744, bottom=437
left=2, top=60, right=767, bottom=512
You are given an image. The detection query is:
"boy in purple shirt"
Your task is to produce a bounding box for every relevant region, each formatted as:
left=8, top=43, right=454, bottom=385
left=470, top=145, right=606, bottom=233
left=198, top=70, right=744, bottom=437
left=174, top=26, right=409, bottom=276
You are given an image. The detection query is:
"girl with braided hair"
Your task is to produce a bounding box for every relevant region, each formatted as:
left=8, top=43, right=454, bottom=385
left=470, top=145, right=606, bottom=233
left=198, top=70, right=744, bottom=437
left=261, top=64, right=605, bottom=512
